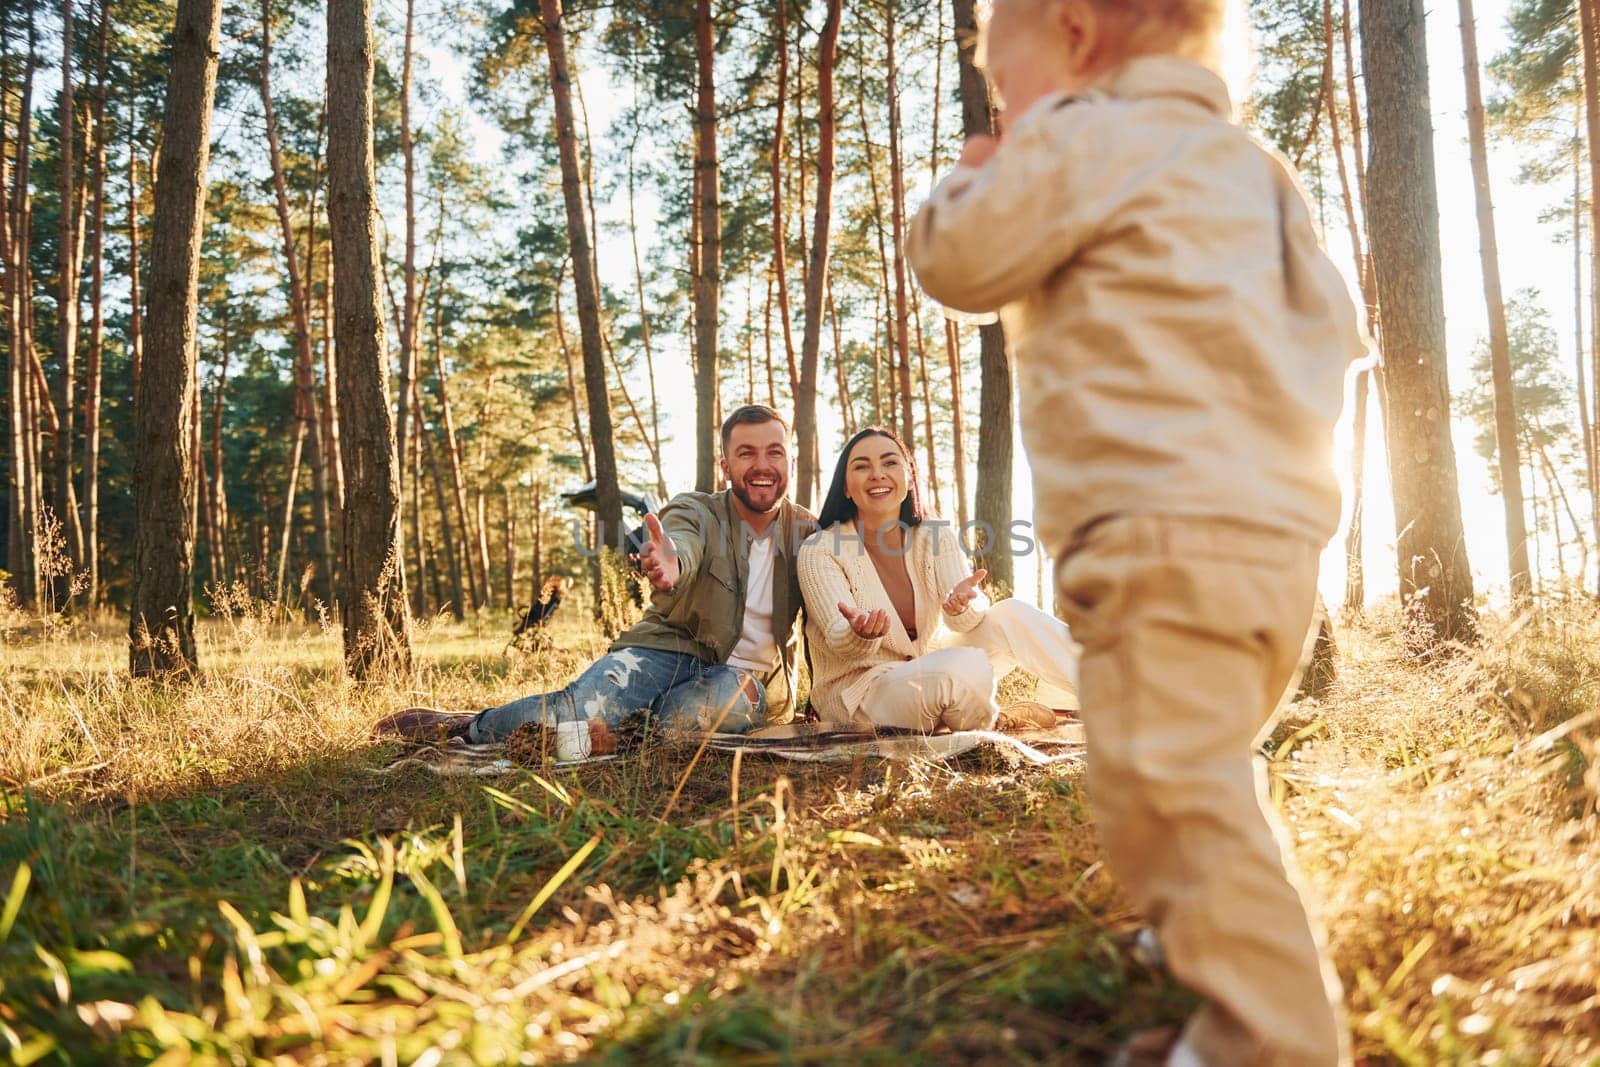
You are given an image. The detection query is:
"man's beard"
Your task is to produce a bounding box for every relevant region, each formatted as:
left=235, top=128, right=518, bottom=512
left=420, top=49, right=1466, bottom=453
left=732, top=474, right=786, bottom=514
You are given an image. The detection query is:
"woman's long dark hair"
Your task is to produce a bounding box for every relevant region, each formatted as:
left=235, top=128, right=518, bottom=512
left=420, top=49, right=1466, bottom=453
left=816, top=426, right=926, bottom=531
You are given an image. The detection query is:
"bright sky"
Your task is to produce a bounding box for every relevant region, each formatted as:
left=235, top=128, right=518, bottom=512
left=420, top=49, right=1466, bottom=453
left=428, top=0, right=1582, bottom=612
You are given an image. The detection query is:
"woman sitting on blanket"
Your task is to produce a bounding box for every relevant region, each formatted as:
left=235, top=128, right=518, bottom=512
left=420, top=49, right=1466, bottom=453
left=797, top=426, right=1081, bottom=733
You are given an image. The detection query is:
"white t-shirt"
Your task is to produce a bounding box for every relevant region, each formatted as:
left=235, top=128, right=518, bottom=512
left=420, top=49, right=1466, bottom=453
left=726, top=531, right=779, bottom=673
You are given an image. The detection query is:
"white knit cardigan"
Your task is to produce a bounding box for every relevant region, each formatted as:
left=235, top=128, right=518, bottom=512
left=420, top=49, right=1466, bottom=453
left=796, top=518, right=989, bottom=724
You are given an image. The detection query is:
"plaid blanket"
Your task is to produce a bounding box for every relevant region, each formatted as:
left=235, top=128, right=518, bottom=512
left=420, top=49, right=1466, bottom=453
left=372, top=717, right=1086, bottom=777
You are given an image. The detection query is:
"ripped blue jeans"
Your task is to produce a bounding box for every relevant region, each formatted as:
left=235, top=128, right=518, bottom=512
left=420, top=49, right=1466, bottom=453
left=468, top=647, right=768, bottom=743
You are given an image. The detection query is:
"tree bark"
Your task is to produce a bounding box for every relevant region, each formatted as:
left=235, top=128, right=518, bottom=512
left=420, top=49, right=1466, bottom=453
left=430, top=266, right=479, bottom=611
left=1575, top=120, right=1599, bottom=588
left=81, top=0, right=108, bottom=609
left=127, top=105, right=144, bottom=399
left=1578, top=0, right=1600, bottom=595
left=946, top=320, right=970, bottom=529
left=886, top=1, right=917, bottom=462
left=418, top=391, right=463, bottom=618
left=793, top=0, right=842, bottom=509
left=692, top=0, right=720, bottom=493
left=1361, top=0, right=1478, bottom=646
left=130, top=0, right=222, bottom=675
left=397, top=0, right=422, bottom=616
left=327, top=0, right=412, bottom=677
left=538, top=0, right=623, bottom=598
left=54, top=0, right=86, bottom=594
left=955, top=0, right=1014, bottom=592
left=3, top=9, right=42, bottom=606
left=770, top=0, right=799, bottom=399
left=1457, top=0, right=1531, bottom=601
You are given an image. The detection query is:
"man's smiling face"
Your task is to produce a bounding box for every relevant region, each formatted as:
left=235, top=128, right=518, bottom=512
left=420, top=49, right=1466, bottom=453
left=721, top=420, right=791, bottom=516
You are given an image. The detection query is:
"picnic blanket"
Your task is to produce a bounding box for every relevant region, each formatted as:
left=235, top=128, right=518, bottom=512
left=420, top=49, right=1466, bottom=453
left=373, top=717, right=1087, bottom=777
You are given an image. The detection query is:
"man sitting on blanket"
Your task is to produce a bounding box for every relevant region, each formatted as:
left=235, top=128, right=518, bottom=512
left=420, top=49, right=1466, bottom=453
left=376, top=404, right=817, bottom=755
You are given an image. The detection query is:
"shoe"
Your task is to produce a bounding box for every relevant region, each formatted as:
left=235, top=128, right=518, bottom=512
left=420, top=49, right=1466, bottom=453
left=373, top=707, right=476, bottom=742
left=997, top=700, right=1059, bottom=731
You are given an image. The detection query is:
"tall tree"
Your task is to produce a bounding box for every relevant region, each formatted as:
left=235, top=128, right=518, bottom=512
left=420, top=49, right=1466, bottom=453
left=3, top=5, right=44, bottom=606
left=538, top=0, right=622, bottom=590
left=397, top=0, right=425, bottom=616
left=954, top=0, right=1014, bottom=592
left=793, top=0, right=841, bottom=509
left=1362, top=0, right=1478, bottom=645
left=129, top=0, right=223, bottom=675
left=54, top=0, right=86, bottom=594
left=328, top=0, right=412, bottom=677
left=1458, top=0, right=1532, bottom=600
left=81, top=0, right=108, bottom=609
left=691, top=0, right=720, bottom=492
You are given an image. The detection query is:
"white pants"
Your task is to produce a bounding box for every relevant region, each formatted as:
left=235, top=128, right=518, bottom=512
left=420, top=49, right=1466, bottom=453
left=858, top=599, right=1080, bottom=732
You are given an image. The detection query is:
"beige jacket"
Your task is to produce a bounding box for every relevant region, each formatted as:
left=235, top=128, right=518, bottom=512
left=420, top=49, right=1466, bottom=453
left=796, top=519, right=986, bottom=724
left=907, top=56, right=1367, bottom=556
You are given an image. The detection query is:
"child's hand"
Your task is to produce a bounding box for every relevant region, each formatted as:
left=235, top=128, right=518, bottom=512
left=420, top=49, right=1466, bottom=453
left=957, top=135, right=999, bottom=169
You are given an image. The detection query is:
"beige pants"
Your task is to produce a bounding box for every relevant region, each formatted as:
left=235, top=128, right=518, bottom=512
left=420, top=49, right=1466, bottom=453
left=1055, top=514, right=1349, bottom=1066
left=858, top=598, right=1080, bottom=732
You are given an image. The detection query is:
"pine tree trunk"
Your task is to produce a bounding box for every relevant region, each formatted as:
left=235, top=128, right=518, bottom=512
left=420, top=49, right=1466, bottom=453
left=1361, top=0, right=1478, bottom=646
left=554, top=259, right=592, bottom=481
left=54, top=0, right=86, bottom=595
left=946, top=319, right=970, bottom=529
left=321, top=242, right=344, bottom=518
left=471, top=373, right=497, bottom=609
left=1458, top=0, right=1531, bottom=600
left=502, top=485, right=516, bottom=609
left=691, top=0, right=720, bottom=493
left=954, top=0, right=1014, bottom=592
left=793, top=0, right=842, bottom=509
left=538, top=0, right=623, bottom=600
left=1578, top=0, right=1600, bottom=596
left=418, top=393, right=464, bottom=619
left=130, top=0, right=222, bottom=675
left=327, top=0, right=412, bottom=677
left=431, top=270, right=480, bottom=612
left=394, top=0, right=422, bottom=614
left=770, top=0, right=799, bottom=399
left=1574, top=123, right=1599, bottom=588
left=206, top=315, right=230, bottom=587
left=2, top=12, right=41, bottom=607
left=886, top=2, right=917, bottom=461
left=81, top=0, right=108, bottom=609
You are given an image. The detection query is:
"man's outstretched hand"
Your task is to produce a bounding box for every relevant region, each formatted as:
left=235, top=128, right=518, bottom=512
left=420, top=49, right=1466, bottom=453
left=637, top=513, right=680, bottom=591
left=838, top=601, right=890, bottom=640
left=943, top=568, right=988, bottom=615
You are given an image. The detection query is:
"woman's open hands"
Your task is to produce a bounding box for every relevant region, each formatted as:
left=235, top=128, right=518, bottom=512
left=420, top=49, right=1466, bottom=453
left=943, top=568, right=988, bottom=615
left=838, top=601, right=891, bottom=640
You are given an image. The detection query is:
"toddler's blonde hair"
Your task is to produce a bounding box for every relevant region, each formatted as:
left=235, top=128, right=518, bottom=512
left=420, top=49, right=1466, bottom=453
left=985, top=0, right=1233, bottom=76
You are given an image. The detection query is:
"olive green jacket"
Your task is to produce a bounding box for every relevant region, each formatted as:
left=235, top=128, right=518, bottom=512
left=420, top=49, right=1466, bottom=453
left=611, top=490, right=817, bottom=723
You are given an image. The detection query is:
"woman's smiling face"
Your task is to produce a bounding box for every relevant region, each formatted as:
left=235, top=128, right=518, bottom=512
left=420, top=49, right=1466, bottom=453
left=845, top=433, right=909, bottom=519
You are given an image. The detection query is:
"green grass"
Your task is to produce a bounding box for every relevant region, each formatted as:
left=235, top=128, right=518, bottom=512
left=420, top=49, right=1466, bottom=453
left=2, top=598, right=1597, bottom=1064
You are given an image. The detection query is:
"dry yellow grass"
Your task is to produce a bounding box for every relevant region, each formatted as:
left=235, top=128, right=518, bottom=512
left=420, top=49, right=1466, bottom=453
left=0, top=593, right=1596, bottom=1063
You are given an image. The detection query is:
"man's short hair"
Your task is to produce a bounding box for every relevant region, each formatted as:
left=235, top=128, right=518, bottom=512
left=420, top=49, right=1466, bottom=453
left=720, top=404, right=791, bottom=451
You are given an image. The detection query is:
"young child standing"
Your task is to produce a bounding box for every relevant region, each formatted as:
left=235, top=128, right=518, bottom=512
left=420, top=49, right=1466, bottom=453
left=908, top=1, right=1362, bottom=1063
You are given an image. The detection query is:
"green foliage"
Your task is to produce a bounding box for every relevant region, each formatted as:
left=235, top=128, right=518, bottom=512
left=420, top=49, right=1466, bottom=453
left=1459, top=290, right=1577, bottom=490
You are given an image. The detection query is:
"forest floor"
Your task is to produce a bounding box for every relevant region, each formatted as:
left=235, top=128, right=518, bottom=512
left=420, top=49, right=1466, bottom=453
left=1, top=593, right=1597, bottom=1065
